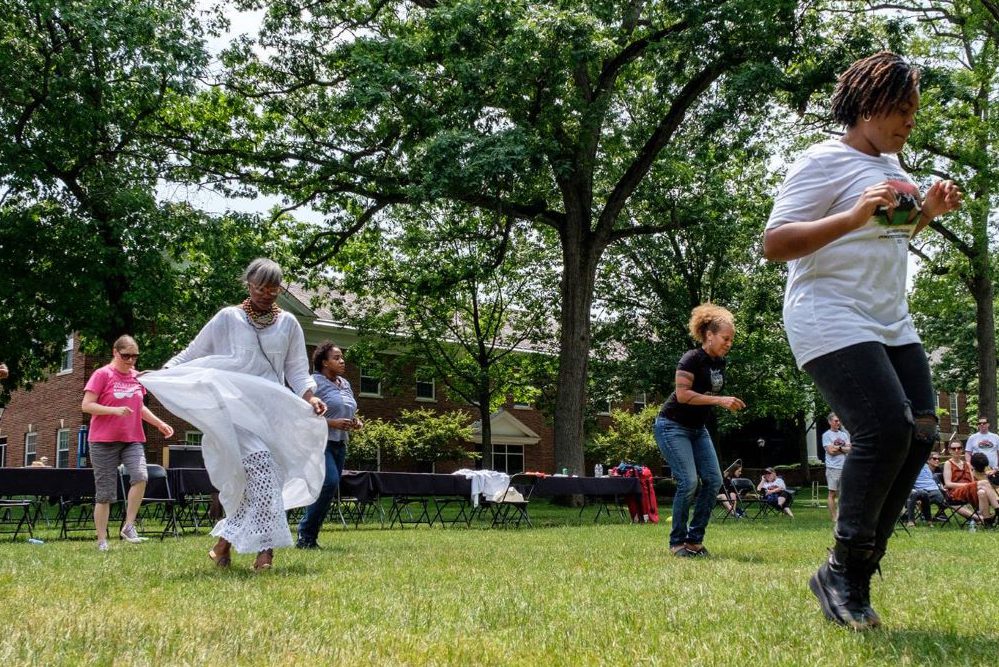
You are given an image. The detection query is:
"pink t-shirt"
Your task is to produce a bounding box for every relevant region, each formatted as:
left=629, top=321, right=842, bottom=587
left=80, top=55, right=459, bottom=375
left=84, top=365, right=147, bottom=443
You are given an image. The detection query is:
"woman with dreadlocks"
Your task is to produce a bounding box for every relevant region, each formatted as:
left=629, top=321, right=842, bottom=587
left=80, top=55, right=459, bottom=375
left=764, top=52, right=961, bottom=630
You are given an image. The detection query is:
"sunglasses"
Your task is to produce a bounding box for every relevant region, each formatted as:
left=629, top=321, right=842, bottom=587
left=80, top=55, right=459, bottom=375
left=949, top=446, right=962, bottom=451
left=249, top=283, right=283, bottom=296
left=118, top=353, right=139, bottom=361
left=930, top=456, right=940, bottom=460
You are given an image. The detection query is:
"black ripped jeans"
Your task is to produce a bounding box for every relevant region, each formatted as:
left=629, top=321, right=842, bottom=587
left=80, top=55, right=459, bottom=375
left=804, top=342, right=937, bottom=553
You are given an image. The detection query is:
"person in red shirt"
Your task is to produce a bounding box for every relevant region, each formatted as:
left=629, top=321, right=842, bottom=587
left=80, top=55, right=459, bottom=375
left=82, top=335, right=174, bottom=552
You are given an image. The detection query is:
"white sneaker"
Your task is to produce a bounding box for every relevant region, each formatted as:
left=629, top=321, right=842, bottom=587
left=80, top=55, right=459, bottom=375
left=97, top=541, right=110, bottom=552
left=120, top=524, right=148, bottom=544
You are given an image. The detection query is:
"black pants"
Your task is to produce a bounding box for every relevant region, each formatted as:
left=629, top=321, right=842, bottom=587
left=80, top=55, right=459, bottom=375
left=804, top=342, right=936, bottom=552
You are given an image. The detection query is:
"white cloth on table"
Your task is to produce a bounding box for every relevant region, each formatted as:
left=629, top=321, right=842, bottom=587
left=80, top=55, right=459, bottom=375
left=140, top=308, right=326, bottom=553
left=453, top=469, right=510, bottom=507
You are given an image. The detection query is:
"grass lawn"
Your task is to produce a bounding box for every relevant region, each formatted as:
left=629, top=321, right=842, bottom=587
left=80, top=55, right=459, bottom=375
left=0, top=501, right=996, bottom=666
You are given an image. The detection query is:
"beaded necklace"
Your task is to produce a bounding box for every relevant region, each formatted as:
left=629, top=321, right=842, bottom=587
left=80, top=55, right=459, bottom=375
left=242, top=298, right=281, bottom=329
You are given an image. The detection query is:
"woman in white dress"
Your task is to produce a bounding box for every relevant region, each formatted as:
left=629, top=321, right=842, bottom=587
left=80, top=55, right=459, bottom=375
left=141, top=258, right=327, bottom=571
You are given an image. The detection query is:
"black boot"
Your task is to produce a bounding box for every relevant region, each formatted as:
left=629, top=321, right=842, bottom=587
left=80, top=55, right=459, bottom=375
left=854, top=547, right=885, bottom=628
left=808, top=543, right=876, bottom=631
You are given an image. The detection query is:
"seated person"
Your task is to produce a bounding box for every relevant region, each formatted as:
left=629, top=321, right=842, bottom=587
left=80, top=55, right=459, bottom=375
left=904, top=452, right=947, bottom=526
left=943, top=442, right=998, bottom=526
left=717, top=460, right=746, bottom=518
left=969, top=452, right=999, bottom=527
left=757, top=467, right=793, bottom=518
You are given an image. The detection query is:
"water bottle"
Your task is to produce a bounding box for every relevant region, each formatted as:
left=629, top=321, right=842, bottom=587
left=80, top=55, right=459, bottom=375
left=27, top=538, right=44, bottom=545
left=969, top=519, right=977, bottom=533
left=594, top=463, right=604, bottom=477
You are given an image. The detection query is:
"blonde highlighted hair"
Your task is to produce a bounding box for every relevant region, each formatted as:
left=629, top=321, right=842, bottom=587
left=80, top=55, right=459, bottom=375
left=688, top=304, right=735, bottom=344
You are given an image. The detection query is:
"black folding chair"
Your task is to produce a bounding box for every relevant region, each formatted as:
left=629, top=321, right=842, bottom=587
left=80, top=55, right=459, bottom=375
left=0, top=499, right=34, bottom=541
left=478, top=473, right=539, bottom=529
left=126, top=465, right=181, bottom=539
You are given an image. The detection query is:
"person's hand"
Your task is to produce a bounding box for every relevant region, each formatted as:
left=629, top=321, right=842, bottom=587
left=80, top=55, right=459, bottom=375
left=850, top=181, right=901, bottom=227
left=157, top=422, right=174, bottom=438
left=114, top=406, right=133, bottom=417
left=309, top=396, right=327, bottom=415
left=351, top=416, right=364, bottom=431
left=716, top=396, right=746, bottom=412
left=922, top=179, right=962, bottom=219
left=0, top=362, right=8, bottom=379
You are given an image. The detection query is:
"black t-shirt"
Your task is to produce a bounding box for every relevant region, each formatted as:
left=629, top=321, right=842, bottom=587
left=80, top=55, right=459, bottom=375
left=658, top=348, right=726, bottom=428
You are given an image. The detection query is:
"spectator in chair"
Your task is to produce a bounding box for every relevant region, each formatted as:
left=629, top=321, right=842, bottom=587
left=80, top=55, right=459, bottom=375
left=904, top=451, right=947, bottom=527
left=0, top=362, right=8, bottom=379
left=822, top=412, right=851, bottom=522
left=717, top=461, right=746, bottom=518
left=943, top=442, right=998, bottom=527
left=757, top=468, right=794, bottom=518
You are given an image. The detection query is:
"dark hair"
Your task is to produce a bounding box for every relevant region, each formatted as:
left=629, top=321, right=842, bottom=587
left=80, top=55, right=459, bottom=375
left=970, top=452, right=990, bottom=473
left=830, top=52, right=920, bottom=127
left=312, top=340, right=341, bottom=373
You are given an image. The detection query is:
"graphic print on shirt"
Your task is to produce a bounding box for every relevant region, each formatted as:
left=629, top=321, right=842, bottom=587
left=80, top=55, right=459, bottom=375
left=875, top=178, right=920, bottom=245
left=112, top=379, right=142, bottom=400
left=709, top=368, right=724, bottom=394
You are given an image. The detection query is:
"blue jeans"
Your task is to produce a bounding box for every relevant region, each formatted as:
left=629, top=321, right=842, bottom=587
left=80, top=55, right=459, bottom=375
left=297, top=440, right=347, bottom=545
left=654, top=417, right=722, bottom=547
left=804, top=342, right=936, bottom=553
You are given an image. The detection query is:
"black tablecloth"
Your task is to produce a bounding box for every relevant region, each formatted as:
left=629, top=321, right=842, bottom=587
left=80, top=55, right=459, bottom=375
left=535, top=476, right=640, bottom=497
left=0, top=467, right=96, bottom=498
left=167, top=468, right=216, bottom=499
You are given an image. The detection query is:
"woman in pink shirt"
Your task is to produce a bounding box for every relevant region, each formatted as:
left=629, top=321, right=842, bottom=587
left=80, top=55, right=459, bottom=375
left=82, top=335, right=174, bottom=551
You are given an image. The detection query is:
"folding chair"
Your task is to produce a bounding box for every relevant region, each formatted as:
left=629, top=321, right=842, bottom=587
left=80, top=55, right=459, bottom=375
left=755, top=487, right=797, bottom=519
left=127, top=465, right=180, bottom=539
left=728, top=478, right=760, bottom=519
left=479, top=473, right=539, bottom=529
left=0, top=499, right=34, bottom=541
left=932, top=472, right=976, bottom=529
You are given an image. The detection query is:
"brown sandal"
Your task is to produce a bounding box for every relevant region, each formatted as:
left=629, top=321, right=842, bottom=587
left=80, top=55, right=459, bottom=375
left=253, top=548, right=273, bottom=572
left=209, top=537, right=231, bottom=568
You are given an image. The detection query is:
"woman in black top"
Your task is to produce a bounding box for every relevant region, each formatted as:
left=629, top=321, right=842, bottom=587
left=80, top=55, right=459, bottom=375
left=654, top=304, right=745, bottom=557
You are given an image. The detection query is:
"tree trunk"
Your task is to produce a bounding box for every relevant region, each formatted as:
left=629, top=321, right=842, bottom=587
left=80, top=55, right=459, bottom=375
left=552, top=222, right=599, bottom=476
left=477, top=384, right=493, bottom=470
left=970, top=269, right=997, bottom=425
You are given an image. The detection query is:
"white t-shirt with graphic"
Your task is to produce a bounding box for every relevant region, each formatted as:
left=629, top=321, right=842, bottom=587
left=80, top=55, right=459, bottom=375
left=822, top=428, right=851, bottom=470
left=966, top=431, right=999, bottom=468
left=767, top=140, right=922, bottom=368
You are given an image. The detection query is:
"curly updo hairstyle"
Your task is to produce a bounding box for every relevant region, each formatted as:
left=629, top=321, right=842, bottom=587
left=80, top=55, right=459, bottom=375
left=688, top=304, right=735, bottom=344
left=830, top=51, right=920, bottom=127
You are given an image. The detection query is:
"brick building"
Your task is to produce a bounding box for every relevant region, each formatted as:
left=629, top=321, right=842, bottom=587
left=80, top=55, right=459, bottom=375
left=0, top=289, right=557, bottom=473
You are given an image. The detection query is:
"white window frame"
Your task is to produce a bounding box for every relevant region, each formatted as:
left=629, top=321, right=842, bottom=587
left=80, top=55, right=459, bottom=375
left=359, top=367, right=382, bottom=397
left=58, top=335, right=74, bottom=374
left=633, top=391, right=647, bottom=412
left=949, top=393, right=960, bottom=427
left=56, top=428, right=71, bottom=468
left=184, top=431, right=204, bottom=447
left=24, top=431, right=38, bottom=466
left=0, top=436, right=7, bottom=467
left=491, top=444, right=525, bottom=475
left=415, top=367, right=436, bottom=402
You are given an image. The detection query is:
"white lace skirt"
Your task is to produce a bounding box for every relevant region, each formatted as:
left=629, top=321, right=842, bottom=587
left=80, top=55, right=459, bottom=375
left=212, top=450, right=293, bottom=553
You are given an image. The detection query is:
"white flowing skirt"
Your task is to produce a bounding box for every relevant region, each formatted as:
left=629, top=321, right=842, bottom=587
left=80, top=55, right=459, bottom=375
left=140, top=366, right=327, bottom=552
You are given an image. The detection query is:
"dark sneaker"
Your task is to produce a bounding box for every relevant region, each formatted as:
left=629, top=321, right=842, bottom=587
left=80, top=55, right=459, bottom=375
left=684, top=544, right=710, bottom=557
left=670, top=545, right=695, bottom=558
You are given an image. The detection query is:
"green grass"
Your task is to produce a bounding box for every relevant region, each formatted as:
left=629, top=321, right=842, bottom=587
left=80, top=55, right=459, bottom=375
left=1, top=503, right=996, bottom=666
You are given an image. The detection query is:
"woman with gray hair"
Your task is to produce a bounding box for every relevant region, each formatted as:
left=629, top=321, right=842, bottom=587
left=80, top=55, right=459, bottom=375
left=141, top=258, right=328, bottom=572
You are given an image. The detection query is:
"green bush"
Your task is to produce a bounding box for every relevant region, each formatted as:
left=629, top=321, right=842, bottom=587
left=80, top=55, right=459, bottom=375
left=587, top=406, right=660, bottom=468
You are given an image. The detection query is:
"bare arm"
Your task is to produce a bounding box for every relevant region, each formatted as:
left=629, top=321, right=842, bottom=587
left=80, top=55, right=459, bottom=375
left=140, top=406, right=174, bottom=438
left=674, top=370, right=745, bottom=412
left=82, top=390, right=131, bottom=417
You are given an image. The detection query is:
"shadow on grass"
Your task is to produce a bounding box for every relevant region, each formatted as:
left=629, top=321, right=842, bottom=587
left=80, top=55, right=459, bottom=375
left=860, top=627, right=999, bottom=663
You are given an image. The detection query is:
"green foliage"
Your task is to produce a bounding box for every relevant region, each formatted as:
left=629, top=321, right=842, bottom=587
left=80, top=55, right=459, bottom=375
left=587, top=406, right=660, bottom=468
left=349, top=409, right=477, bottom=468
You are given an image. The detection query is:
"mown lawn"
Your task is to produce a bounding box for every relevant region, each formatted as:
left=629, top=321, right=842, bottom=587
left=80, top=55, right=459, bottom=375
left=0, top=502, right=996, bottom=666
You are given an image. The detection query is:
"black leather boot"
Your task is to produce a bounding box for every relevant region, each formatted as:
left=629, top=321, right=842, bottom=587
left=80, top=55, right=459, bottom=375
left=854, top=547, right=885, bottom=628
left=808, top=543, right=876, bottom=631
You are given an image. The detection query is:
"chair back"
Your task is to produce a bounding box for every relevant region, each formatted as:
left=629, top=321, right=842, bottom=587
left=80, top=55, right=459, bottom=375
left=505, top=473, right=540, bottom=503
left=143, top=464, right=173, bottom=501
left=731, top=477, right=755, bottom=497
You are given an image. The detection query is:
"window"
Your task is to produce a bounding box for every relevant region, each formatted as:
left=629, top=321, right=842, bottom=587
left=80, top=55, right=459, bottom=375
left=491, top=444, right=524, bottom=475
left=949, top=393, right=960, bottom=427
left=24, top=431, right=38, bottom=466
left=56, top=429, right=70, bottom=468
left=59, top=335, right=74, bottom=373
left=360, top=367, right=382, bottom=396
left=415, top=367, right=436, bottom=401
left=0, top=436, right=7, bottom=467
left=513, top=400, right=531, bottom=410
left=633, top=391, right=647, bottom=412
left=185, top=431, right=203, bottom=447
left=597, top=399, right=612, bottom=416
